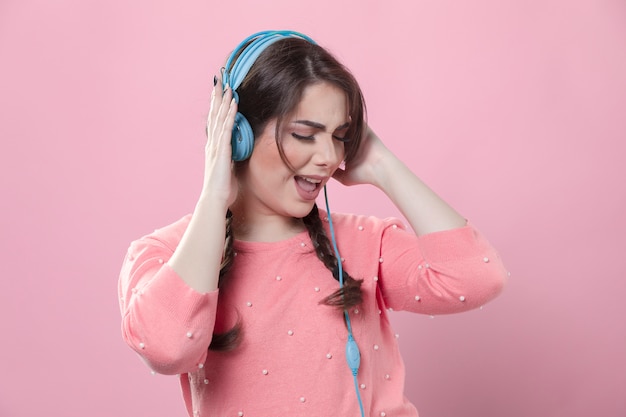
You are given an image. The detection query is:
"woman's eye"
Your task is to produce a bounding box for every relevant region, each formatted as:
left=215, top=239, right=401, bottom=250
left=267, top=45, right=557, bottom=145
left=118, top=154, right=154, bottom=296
left=333, top=135, right=350, bottom=143
left=291, top=133, right=315, bottom=141
left=291, top=132, right=351, bottom=143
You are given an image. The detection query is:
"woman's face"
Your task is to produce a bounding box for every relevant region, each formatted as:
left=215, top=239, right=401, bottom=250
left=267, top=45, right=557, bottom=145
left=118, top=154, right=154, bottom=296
left=236, top=82, right=350, bottom=220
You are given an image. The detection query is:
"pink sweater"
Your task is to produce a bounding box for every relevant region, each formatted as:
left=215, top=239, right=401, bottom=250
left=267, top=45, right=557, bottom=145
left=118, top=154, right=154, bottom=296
left=119, top=211, right=507, bottom=417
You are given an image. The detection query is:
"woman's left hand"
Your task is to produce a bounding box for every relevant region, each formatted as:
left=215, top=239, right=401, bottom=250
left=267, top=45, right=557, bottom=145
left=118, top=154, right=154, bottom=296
left=334, top=126, right=466, bottom=236
left=332, top=126, right=393, bottom=188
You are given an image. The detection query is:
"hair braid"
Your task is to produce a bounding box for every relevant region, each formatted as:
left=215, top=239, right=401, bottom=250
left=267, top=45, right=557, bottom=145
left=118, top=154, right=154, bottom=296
left=302, top=205, right=363, bottom=309
left=209, top=209, right=242, bottom=351
left=218, top=209, right=235, bottom=285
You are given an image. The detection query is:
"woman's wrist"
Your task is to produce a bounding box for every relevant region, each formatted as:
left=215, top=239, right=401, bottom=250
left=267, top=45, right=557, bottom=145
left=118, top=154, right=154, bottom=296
left=196, top=191, right=230, bottom=217
left=369, top=150, right=405, bottom=192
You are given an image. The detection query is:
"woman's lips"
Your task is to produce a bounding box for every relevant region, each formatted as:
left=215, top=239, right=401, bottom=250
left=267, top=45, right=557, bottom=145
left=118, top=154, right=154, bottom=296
left=294, top=175, right=323, bottom=201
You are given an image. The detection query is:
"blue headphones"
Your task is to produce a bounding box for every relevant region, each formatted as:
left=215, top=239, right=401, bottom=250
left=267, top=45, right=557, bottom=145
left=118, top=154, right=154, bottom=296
left=222, top=30, right=316, bottom=161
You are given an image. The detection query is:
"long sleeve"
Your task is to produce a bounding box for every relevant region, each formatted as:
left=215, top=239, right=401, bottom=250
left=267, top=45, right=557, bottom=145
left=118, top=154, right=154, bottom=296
left=118, top=216, right=219, bottom=375
left=378, top=221, right=507, bottom=314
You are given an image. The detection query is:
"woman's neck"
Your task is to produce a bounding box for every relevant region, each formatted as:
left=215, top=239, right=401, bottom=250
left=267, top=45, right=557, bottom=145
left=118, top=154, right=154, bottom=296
left=230, top=209, right=306, bottom=242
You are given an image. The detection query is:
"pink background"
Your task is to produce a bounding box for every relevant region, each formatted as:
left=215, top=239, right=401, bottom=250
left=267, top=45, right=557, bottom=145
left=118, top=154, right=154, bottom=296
left=1, top=0, right=625, bottom=416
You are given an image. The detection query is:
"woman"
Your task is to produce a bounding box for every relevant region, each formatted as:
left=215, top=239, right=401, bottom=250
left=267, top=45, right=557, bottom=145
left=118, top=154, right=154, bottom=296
left=119, top=31, right=507, bottom=417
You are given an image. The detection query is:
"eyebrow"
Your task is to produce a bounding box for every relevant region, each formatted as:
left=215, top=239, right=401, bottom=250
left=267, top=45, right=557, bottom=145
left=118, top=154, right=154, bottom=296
left=293, top=120, right=350, bottom=131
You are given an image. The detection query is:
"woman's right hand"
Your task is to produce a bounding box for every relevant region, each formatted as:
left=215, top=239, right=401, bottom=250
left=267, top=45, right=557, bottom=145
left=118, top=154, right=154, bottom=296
left=166, top=77, right=239, bottom=294
left=202, top=77, right=239, bottom=209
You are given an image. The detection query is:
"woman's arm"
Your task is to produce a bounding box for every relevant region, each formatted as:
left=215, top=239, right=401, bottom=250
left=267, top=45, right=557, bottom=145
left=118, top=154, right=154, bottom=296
left=333, top=127, right=506, bottom=312
left=119, top=227, right=219, bottom=375
left=118, top=80, right=238, bottom=375
left=333, top=127, right=466, bottom=236
left=378, top=220, right=507, bottom=314
left=167, top=82, right=238, bottom=293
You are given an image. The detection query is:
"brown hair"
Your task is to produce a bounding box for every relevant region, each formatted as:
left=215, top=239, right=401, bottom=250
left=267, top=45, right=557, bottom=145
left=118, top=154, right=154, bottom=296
left=209, top=37, right=366, bottom=351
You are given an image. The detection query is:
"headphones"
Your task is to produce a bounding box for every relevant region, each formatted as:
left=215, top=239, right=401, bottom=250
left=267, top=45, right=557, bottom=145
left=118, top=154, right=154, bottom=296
left=223, top=31, right=364, bottom=417
left=221, top=30, right=316, bottom=161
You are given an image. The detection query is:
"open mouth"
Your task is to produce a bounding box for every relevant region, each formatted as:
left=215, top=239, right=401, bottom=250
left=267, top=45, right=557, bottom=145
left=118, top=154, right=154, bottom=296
left=294, top=175, right=322, bottom=192
left=294, top=175, right=325, bottom=201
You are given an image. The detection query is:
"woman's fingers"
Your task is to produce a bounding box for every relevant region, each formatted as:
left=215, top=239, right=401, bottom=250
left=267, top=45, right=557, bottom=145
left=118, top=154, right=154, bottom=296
left=214, top=86, right=232, bottom=128
left=206, top=76, right=238, bottom=156
left=222, top=96, right=237, bottom=139
left=211, top=87, right=235, bottom=155
left=207, top=77, right=226, bottom=128
left=207, top=76, right=223, bottom=129
left=202, top=77, right=238, bottom=204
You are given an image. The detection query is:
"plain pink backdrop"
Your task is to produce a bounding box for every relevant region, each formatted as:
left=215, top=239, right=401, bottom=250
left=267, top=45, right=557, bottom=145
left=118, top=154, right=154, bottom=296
left=1, top=0, right=625, bottom=416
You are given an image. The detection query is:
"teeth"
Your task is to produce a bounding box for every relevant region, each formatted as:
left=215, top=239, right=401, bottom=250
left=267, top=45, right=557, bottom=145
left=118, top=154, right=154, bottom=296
left=300, top=176, right=321, bottom=184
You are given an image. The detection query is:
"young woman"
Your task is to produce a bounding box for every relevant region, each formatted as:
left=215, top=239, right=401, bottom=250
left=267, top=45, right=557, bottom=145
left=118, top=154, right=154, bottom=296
left=119, top=31, right=507, bottom=417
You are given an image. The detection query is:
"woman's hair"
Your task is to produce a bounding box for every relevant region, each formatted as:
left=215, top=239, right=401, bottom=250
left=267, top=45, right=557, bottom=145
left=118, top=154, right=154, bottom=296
left=236, top=37, right=366, bottom=164
left=209, top=37, right=366, bottom=352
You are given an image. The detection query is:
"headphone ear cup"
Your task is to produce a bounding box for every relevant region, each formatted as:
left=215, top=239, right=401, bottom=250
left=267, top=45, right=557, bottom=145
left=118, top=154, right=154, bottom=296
left=231, top=112, right=255, bottom=161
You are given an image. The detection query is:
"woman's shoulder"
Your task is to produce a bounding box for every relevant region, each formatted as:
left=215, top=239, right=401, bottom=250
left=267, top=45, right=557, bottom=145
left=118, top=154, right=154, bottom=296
left=320, top=209, right=407, bottom=234
left=134, top=214, right=192, bottom=252
left=317, top=210, right=410, bottom=276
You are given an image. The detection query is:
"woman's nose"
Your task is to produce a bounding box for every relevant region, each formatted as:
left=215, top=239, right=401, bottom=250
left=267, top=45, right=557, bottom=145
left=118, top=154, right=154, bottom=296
left=313, top=134, right=343, bottom=167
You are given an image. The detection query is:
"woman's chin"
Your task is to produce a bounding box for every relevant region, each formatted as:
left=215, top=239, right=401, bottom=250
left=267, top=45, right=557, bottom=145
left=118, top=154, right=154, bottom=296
left=288, top=201, right=317, bottom=219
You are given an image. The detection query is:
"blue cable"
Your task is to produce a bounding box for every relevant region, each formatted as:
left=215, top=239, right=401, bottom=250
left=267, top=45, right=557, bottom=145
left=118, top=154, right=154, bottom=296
left=324, top=185, right=365, bottom=417
left=352, top=373, right=366, bottom=417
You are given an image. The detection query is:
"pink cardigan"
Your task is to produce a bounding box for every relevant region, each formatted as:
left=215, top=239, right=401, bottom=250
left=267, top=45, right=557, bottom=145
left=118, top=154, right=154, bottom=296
left=119, top=211, right=507, bottom=416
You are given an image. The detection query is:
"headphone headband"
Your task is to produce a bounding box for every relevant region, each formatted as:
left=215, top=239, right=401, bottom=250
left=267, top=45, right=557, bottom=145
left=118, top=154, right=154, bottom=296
left=223, top=30, right=316, bottom=94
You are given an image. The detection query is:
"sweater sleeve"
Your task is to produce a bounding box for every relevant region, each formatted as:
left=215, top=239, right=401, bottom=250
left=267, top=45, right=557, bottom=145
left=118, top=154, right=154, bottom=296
left=377, top=221, right=508, bottom=314
left=118, top=217, right=218, bottom=375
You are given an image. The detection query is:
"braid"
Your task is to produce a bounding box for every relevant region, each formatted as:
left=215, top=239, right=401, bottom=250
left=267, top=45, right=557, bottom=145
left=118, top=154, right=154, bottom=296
left=209, top=209, right=243, bottom=351
left=218, top=209, right=235, bottom=285
left=302, top=204, right=363, bottom=309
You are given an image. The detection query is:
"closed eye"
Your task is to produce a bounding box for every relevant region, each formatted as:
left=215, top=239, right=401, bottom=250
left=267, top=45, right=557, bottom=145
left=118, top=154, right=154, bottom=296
left=291, top=133, right=315, bottom=141
left=332, top=135, right=350, bottom=143
left=291, top=133, right=351, bottom=143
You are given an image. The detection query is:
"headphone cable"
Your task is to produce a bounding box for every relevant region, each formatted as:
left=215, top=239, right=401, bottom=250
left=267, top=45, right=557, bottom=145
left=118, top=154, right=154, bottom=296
left=324, top=186, right=365, bottom=417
